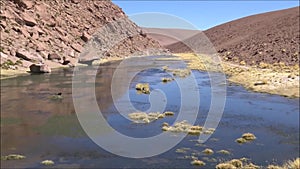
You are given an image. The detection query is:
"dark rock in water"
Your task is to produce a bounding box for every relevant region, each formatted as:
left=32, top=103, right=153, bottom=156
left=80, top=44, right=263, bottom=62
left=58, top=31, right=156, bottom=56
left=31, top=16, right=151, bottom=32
left=62, top=56, right=71, bottom=65
left=29, top=64, right=51, bottom=73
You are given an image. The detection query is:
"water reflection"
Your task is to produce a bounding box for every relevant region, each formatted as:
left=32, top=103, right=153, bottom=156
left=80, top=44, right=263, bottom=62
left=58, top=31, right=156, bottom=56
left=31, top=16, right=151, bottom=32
left=0, top=56, right=299, bottom=168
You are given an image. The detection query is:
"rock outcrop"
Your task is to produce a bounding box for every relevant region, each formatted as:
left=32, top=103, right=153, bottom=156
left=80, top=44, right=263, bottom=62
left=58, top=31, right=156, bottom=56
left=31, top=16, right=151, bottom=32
left=0, top=0, right=165, bottom=70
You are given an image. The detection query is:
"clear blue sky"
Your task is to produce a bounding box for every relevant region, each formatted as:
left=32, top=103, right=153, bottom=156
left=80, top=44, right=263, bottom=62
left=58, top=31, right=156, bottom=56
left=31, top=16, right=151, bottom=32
left=113, top=1, right=299, bottom=30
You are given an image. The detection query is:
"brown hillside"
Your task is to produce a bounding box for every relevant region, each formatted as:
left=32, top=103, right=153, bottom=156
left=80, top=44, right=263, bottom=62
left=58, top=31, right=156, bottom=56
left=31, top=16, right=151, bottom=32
left=142, top=28, right=200, bottom=46
left=167, top=7, right=300, bottom=66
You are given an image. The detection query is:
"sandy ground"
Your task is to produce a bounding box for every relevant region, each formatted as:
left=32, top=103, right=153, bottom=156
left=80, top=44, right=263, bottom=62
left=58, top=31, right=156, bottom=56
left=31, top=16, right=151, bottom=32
left=174, top=53, right=299, bottom=98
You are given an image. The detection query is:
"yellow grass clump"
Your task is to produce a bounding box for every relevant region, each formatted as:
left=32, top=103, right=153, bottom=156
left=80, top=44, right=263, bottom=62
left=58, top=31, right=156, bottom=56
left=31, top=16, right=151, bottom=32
left=216, top=163, right=237, bottom=169
left=161, top=77, right=174, bottom=83
left=229, top=159, right=243, bottom=168
left=187, top=129, right=201, bottom=135
left=41, top=160, right=55, bottom=166
left=284, top=158, right=300, bottom=169
left=217, top=150, right=231, bottom=155
left=164, top=111, right=175, bottom=116
left=135, top=83, right=150, bottom=94
left=171, top=68, right=191, bottom=78
left=1, top=154, right=26, bottom=160
left=190, top=125, right=203, bottom=131
left=236, top=132, right=256, bottom=144
left=191, top=159, right=206, bottom=166
left=202, top=148, right=214, bottom=155
left=162, top=65, right=169, bottom=71
left=242, top=133, right=257, bottom=141
left=162, top=122, right=169, bottom=127
left=128, top=112, right=169, bottom=123
left=161, top=120, right=204, bottom=135
left=203, top=128, right=215, bottom=134
left=267, top=165, right=282, bottom=169
left=235, top=138, right=247, bottom=144
left=244, top=163, right=260, bottom=169
left=267, top=158, right=300, bottom=169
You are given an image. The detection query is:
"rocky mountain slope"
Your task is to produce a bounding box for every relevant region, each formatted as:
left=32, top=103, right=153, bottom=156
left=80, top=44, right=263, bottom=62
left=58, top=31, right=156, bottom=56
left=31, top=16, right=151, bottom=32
left=0, top=0, right=163, bottom=70
left=166, top=7, right=299, bottom=66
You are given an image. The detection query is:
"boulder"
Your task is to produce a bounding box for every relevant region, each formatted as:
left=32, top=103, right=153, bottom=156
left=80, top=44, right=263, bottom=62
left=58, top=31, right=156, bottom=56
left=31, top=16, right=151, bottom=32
left=19, top=27, right=30, bottom=37
left=21, top=12, right=37, bottom=27
left=31, top=32, right=39, bottom=40
left=81, top=31, right=92, bottom=42
left=35, top=43, right=46, bottom=52
left=16, top=49, right=44, bottom=62
left=71, top=0, right=80, bottom=4
left=15, top=0, right=34, bottom=9
left=29, top=64, right=51, bottom=73
left=0, top=52, right=9, bottom=65
left=68, top=49, right=75, bottom=58
left=48, top=53, right=61, bottom=60
left=71, top=43, right=83, bottom=53
left=34, top=26, right=45, bottom=35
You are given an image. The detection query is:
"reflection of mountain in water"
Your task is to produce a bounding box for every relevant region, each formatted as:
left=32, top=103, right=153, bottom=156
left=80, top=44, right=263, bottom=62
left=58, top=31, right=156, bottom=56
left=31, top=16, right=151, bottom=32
left=0, top=62, right=124, bottom=159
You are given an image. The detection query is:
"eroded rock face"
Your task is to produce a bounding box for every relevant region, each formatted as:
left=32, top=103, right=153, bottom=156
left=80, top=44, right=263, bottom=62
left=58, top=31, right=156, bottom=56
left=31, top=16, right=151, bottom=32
left=0, top=0, right=165, bottom=70
left=16, top=49, right=44, bottom=63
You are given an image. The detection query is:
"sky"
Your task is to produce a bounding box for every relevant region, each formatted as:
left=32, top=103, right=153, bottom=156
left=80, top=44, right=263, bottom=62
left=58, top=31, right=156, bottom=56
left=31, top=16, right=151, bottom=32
left=113, top=1, right=299, bottom=30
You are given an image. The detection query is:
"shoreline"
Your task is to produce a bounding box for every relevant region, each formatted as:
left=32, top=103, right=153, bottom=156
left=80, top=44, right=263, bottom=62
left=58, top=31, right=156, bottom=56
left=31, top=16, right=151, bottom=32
left=0, top=57, right=124, bottom=80
left=174, top=53, right=299, bottom=98
left=1, top=54, right=299, bottom=98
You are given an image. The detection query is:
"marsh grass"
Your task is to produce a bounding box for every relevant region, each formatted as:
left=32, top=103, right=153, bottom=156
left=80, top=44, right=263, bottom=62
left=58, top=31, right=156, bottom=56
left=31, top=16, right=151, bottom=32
left=217, top=150, right=231, bottom=155
left=161, top=77, right=174, bottom=83
left=242, top=133, right=256, bottom=141
left=202, top=148, right=214, bottom=155
left=267, top=158, right=300, bottom=169
left=191, top=159, right=206, bottom=166
left=128, top=112, right=170, bottom=123
left=135, top=83, right=150, bottom=94
left=1, top=154, right=26, bottom=160
left=161, top=120, right=205, bottom=136
left=236, top=132, right=256, bottom=144
left=41, top=160, right=54, bottom=166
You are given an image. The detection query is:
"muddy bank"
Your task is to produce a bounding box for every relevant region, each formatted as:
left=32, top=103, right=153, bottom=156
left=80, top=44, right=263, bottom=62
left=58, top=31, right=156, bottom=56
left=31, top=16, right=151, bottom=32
left=174, top=53, right=299, bottom=98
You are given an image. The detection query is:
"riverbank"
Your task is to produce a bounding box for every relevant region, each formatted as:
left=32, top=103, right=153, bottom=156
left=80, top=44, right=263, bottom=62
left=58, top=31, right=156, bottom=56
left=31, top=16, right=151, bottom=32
left=174, top=53, right=300, bottom=98
left=0, top=57, right=125, bottom=80
left=1, top=53, right=299, bottom=98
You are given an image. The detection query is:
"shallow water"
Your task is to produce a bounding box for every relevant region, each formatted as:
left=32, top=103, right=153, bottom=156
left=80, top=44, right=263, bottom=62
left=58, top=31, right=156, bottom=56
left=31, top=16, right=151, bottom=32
left=1, top=56, right=299, bottom=168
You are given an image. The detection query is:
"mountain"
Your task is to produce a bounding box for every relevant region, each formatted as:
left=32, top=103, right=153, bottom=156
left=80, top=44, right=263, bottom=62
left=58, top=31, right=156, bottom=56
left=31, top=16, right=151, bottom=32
left=0, top=0, right=164, bottom=69
left=166, top=7, right=299, bottom=65
left=142, top=28, right=200, bottom=46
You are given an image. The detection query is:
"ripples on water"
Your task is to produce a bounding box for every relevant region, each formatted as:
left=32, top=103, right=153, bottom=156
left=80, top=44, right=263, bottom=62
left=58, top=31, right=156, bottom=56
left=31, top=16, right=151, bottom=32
left=1, top=56, right=299, bottom=168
